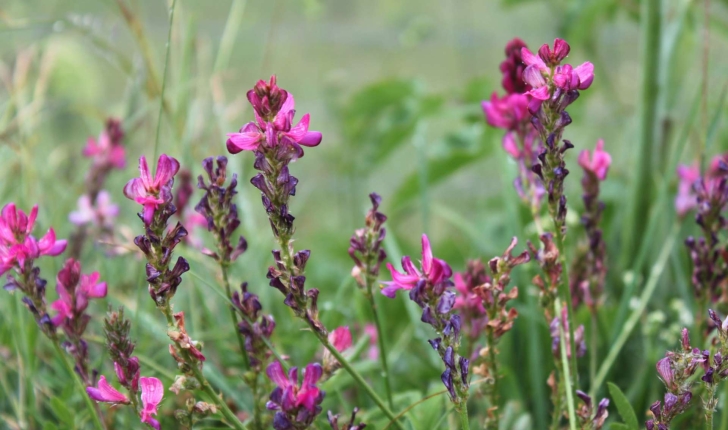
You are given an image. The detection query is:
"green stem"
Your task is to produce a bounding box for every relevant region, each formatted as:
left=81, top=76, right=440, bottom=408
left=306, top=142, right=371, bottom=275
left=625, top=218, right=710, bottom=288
left=590, top=310, right=598, bottom=390
left=550, top=369, right=563, bottom=430
left=622, top=0, right=660, bottom=270
left=52, top=339, right=106, bottom=430
left=457, top=400, right=470, bottom=430
left=720, top=382, right=728, bottom=430
left=364, top=275, right=394, bottom=409
left=221, top=264, right=251, bottom=369
left=555, top=301, right=577, bottom=430
left=316, top=332, right=405, bottom=430
left=554, top=227, right=579, bottom=387
left=706, top=383, right=716, bottom=430
left=152, top=0, right=177, bottom=162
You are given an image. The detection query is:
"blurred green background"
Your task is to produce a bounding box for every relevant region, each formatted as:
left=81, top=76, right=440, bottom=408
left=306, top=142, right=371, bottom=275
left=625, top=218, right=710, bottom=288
left=1, top=0, right=728, bottom=428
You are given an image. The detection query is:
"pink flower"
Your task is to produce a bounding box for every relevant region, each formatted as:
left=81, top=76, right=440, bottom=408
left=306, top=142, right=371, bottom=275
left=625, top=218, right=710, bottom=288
left=86, top=375, right=129, bottom=404
left=0, top=203, right=67, bottom=275
left=578, top=139, right=611, bottom=181
left=329, top=326, right=352, bottom=352
left=553, top=63, right=595, bottom=91
left=83, top=119, right=125, bottom=169
left=266, top=361, right=324, bottom=414
left=383, top=234, right=452, bottom=298
left=481, top=92, right=530, bottom=131
left=499, top=38, right=531, bottom=94
left=521, top=39, right=594, bottom=101
left=364, top=324, right=379, bottom=360
left=675, top=163, right=700, bottom=217
left=140, top=377, right=163, bottom=430
left=226, top=77, right=322, bottom=157
left=453, top=272, right=486, bottom=314
left=69, top=191, right=119, bottom=228
left=50, top=259, right=107, bottom=326
left=123, top=155, right=180, bottom=225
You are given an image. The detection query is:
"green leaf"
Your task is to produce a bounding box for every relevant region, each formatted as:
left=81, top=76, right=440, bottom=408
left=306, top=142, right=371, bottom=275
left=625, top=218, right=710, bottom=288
left=49, top=396, right=75, bottom=428
left=610, top=424, right=631, bottom=430
left=607, top=382, right=639, bottom=430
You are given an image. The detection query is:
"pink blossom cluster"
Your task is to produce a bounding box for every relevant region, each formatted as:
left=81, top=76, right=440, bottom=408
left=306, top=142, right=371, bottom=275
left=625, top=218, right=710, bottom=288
left=0, top=203, right=66, bottom=276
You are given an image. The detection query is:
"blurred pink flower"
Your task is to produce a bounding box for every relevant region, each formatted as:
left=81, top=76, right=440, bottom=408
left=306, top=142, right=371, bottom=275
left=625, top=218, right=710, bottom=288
left=675, top=163, right=700, bottom=217
left=83, top=119, right=125, bottom=170
left=481, top=92, right=529, bottom=131
left=329, top=326, right=352, bottom=352
left=364, top=324, right=379, bottom=361
left=50, top=259, right=107, bottom=326
left=499, top=38, right=531, bottom=94
left=69, top=191, right=119, bottom=228
left=123, top=155, right=180, bottom=225
left=578, top=139, right=611, bottom=181
left=0, top=203, right=66, bottom=276
left=140, top=377, right=163, bottom=430
left=383, top=234, right=452, bottom=298
left=86, top=375, right=129, bottom=404
left=453, top=272, right=486, bottom=314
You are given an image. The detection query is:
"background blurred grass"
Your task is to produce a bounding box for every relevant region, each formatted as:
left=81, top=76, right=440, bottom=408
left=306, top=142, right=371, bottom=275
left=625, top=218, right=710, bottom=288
left=1, top=0, right=728, bottom=428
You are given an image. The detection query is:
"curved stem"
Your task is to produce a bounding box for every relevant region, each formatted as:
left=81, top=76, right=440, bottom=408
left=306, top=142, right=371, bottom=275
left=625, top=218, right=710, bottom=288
left=221, top=264, right=251, bottom=368
left=364, top=274, right=394, bottom=409
left=52, top=339, right=106, bottom=430
left=315, top=331, right=405, bottom=430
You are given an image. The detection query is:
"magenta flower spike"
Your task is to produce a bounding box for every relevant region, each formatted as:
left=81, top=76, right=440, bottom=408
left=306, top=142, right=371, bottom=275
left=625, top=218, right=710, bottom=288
left=140, top=377, right=164, bottom=430
left=578, top=140, right=612, bottom=181
left=227, top=75, right=322, bottom=157
left=266, top=361, right=325, bottom=429
left=86, top=375, right=130, bottom=404
left=383, top=234, right=452, bottom=298
left=329, top=326, right=353, bottom=352
left=123, top=155, right=181, bottom=225
left=0, top=203, right=67, bottom=276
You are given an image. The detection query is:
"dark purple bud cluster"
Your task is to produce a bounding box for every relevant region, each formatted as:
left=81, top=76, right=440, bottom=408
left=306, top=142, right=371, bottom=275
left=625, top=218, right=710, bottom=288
left=529, top=233, right=562, bottom=320
left=328, top=407, right=367, bottom=430
left=549, top=306, right=586, bottom=360
left=195, top=156, right=248, bottom=263
left=104, top=307, right=141, bottom=395
left=575, top=391, right=609, bottom=430
left=232, top=282, right=276, bottom=369
left=266, top=361, right=326, bottom=430
left=349, top=193, right=387, bottom=292
left=135, top=222, right=190, bottom=305
left=530, top=136, right=574, bottom=236
left=7, top=267, right=55, bottom=336
left=646, top=328, right=701, bottom=428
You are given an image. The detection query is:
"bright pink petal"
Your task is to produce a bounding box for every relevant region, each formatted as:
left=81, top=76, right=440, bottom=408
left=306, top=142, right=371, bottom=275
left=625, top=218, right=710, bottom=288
left=574, top=62, right=594, bottom=90
left=85, top=281, right=107, bottom=298
left=302, top=363, right=322, bottom=386
left=502, top=132, right=520, bottom=159
left=83, top=137, right=100, bottom=156
left=226, top=131, right=263, bottom=153
left=123, top=178, right=147, bottom=201
left=38, top=228, right=63, bottom=256
left=296, top=385, right=320, bottom=413
left=140, top=377, right=163, bottom=411
left=528, top=86, right=550, bottom=101
left=87, top=375, right=129, bottom=403
left=523, top=66, right=547, bottom=89
left=154, top=154, right=180, bottom=188
left=521, top=47, right=546, bottom=69
left=278, top=93, right=295, bottom=117
left=388, top=262, right=419, bottom=288
left=50, top=299, right=72, bottom=326
left=421, top=234, right=433, bottom=275
left=138, top=156, right=153, bottom=189
left=142, top=204, right=156, bottom=226
left=552, top=38, right=570, bottom=62
left=266, top=361, right=291, bottom=388
left=26, top=205, right=38, bottom=236
left=298, top=131, right=322, bottom=147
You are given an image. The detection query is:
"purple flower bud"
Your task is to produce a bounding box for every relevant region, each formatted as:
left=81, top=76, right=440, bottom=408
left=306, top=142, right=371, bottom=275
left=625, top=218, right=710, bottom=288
left=681, top=328, right=691, bottom=350
left=441, top=368, right=456, bottom=400
left=428, top=338, right=442, bottom=351
left=459, top=357, right=469, bottom=385
left=664, top=392, right=678, bottom=412
left=656, top=357, right=674, bottom=387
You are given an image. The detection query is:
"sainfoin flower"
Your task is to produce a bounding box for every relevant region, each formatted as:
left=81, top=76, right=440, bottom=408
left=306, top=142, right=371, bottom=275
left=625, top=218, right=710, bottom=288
left=383, top=234, right=452, bottom=298
left=329, top=326, right=353, bottom=352
left=0, top=203, right=67, bottom=275
left=50, top=259, right=107, bottom=326
left=69, top=191, right=119, bottom=227
left=226, top=75, right=322, bottom=156
left=123, top=155, right=180, bottom=225
left=521, top=38, right=594, bottom=101
left=578, top=139, right=611, bottom=181
left=83, top=118, right=126, bottom=169
left=86, top=375, right=129, bottom=404
left=481, top=93, right=529, bottom=131
left=140, top=377, right=164, bottom=430
left=266, top=361, right=325, bottom=430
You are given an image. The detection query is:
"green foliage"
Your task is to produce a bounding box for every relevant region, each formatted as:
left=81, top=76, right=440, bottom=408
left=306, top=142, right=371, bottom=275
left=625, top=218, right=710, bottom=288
left=607, top=382, right=639, bottom=430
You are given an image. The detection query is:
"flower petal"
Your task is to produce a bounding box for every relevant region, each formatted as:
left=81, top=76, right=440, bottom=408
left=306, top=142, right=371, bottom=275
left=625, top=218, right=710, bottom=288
left=266, top=361, right=290, bottom=388
left=87, top=375, right=129, bottom=403
left=154, top=154, right=180, bottom=188
left=140, top=377, right=164, bottom=411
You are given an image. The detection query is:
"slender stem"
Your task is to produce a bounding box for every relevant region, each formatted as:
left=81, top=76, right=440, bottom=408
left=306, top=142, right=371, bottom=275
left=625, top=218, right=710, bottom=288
left=364, top=270, right=394, bottom=409
left=720, top=382, right=728, bottom=430
left=221, top=264, right=251, bottom=368
left=590, top=310, right=598, bottom=389
left=153, top=0, right=177, bottom=163
left=52, top=339, right=106, bottom=430
left=457, top=400, right=470, bottom=430
left=316, top=331, right=405, bottom=430
left=555, top=301, right=577, bottom=430
left=485, top=330, right=499, bottom=430
left=550, top=369, right=563, bottom=430
left=706, top=383, right=716, bottom=430
left=554, top=227, right=579, bottom=386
